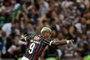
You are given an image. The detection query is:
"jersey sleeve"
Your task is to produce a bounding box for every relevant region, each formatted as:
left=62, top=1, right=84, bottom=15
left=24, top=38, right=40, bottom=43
left=43, top=39, right=54, bottom=46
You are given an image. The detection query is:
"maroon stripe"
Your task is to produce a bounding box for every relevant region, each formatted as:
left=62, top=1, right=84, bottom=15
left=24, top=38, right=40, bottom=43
left=34, top=46, right=45, bottom=60
left=28, top=43, right=38, bottom=60
left=30, top=37, right=41, bottom=59
left=30, top=44, right=39, bottom=59
left=34, top=44, right=39, bottom=53
left=43, top=39, right=49, bottom=44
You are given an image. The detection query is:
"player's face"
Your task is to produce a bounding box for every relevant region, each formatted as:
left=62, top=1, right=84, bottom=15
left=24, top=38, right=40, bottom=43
left=42, top=31, right=51, bottom=38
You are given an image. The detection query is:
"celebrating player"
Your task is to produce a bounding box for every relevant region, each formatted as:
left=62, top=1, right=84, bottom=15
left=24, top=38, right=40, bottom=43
left=21, top=27, right=73, bottom=60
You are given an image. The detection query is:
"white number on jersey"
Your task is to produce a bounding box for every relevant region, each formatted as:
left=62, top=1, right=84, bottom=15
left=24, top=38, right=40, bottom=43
left=28, top=43, right=35, bottom=54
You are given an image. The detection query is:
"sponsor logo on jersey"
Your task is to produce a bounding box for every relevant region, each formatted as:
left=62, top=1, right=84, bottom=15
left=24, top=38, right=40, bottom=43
left=30, top=40, right=40, bottom=44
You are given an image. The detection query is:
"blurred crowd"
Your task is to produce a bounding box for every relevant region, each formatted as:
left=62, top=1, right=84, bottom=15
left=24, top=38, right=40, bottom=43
left=0, top=0, right=90, bottom=60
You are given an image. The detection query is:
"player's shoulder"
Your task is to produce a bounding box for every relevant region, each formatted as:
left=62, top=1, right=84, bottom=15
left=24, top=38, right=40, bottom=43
left=25, top=33, right=38, bottom=37
left=24, top=33, right=38, bottom=40
left=31, top=33, right=38, bottom=36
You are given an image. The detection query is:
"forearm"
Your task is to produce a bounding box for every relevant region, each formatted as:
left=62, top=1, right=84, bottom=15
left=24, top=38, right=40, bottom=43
left=52, top=40, right=67, bottom=46
left=52, top=40, right=72, bottom=46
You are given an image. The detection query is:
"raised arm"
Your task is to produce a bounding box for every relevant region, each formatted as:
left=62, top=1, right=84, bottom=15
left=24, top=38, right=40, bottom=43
left=20, top=33, right=38, bottom=42
left=20, top=34, right=32, bottom=42
left=51, top=40, right=73, bottom=46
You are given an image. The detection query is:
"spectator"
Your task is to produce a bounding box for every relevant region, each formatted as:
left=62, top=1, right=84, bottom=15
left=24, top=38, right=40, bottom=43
left=76, top=33, right=89, bottom=60
left=0, top=0, right=90, bottom=60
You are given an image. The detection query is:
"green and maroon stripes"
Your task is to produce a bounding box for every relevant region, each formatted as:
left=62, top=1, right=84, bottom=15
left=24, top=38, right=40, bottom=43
left=34, top=45, right=45, bottom=60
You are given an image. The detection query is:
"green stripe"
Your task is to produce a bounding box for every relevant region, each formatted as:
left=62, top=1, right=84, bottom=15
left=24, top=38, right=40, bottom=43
left=31, top=40, right=43, bottom=60
left=30, top=43, right=40, bottom=60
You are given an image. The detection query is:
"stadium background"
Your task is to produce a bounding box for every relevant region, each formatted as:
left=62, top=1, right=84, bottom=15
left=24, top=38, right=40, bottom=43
left=0, top=0, right=90, bottom=60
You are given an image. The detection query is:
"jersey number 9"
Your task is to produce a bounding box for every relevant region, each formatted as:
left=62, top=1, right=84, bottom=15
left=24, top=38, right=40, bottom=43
left=29, top=43, right=35, bottom=54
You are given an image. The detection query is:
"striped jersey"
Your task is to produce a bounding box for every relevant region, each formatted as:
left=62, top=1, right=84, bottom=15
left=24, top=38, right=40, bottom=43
left=24, top=33, right=53, bottom=60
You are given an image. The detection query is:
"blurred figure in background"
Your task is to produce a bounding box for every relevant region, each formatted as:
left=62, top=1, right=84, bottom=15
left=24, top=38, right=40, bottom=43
left=0, top=0, right=90, bottom=60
